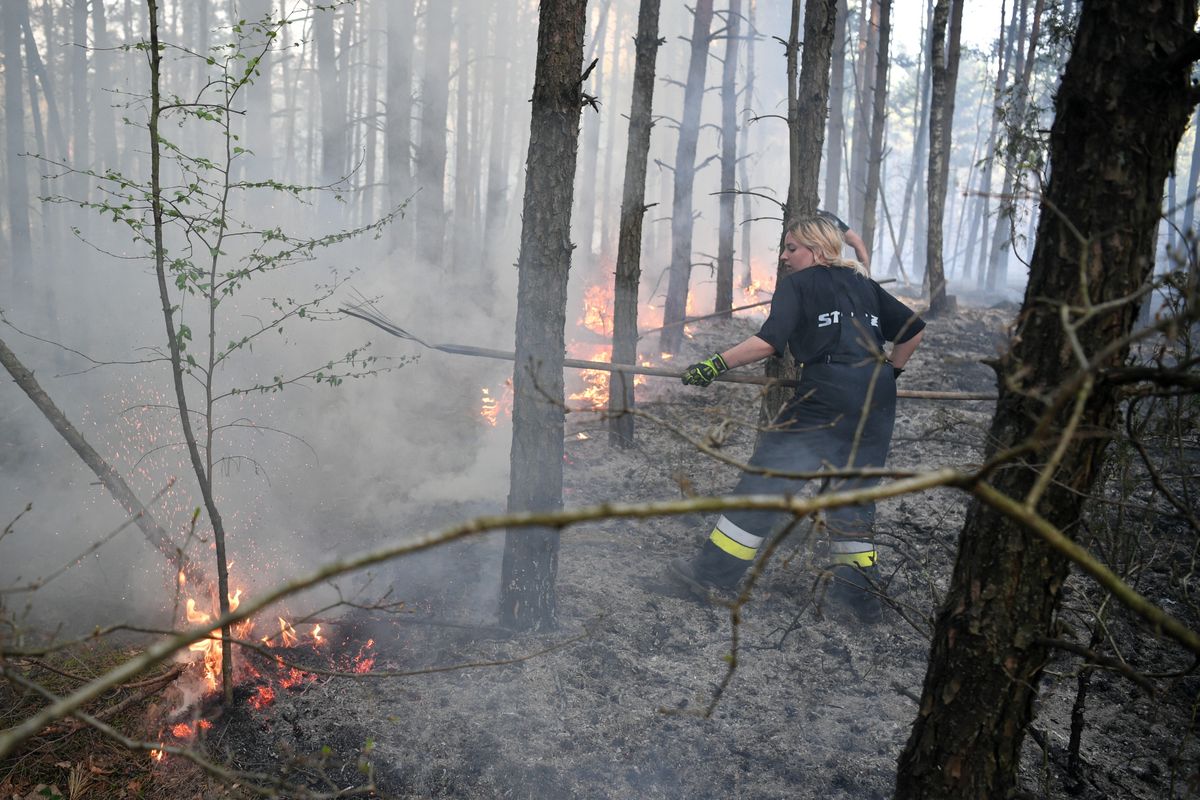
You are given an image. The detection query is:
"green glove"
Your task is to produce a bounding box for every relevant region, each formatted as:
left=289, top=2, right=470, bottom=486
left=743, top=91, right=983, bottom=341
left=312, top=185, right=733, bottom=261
left=682, top=353, right=729, bottom=387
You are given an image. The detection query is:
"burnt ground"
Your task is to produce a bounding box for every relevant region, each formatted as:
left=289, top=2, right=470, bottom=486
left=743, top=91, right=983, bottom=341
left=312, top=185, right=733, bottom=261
left=187, top=303, right=1198, bottom=799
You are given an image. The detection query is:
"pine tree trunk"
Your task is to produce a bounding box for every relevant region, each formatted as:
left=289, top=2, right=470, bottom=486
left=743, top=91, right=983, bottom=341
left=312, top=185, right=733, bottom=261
left=386, top=0, right=414, bottom=252
left=608, top=0, right=662, bottom=448
left=762, top=0, right=837, bottom=423
left=849, top=0, right=878, bottom=230
left=824, top=0, right=848, bottom=214
left=91, top=0, right=117, bottom=174
left=482, top=0, right=514, bottom=276
left=315, top=3, right=343, bottom=193
left=2, top=0, right=33, bottom=299
left=658, top=0, right=715, bottom=355
left=1182, top=108, right=1200, bottom=238
left=574, top=2, right=609, bottom=274
left=360, top=0, right=380, bottom=224
left=889, top=0, right=932, bottom=278
left=715, top=0, right=742, bottom=315
left=737, top=0, right=757, bottom=289
left=895, top=2, right=1198, bottom=795
left=860, top=0, right=890, bottom=265
left=499, top=0, right=588, bottom=632
left=415, top=0, right=453, bottom=268
left=451, top=11, right=474, bottom=271
left=598, top=1, right=624, bottom=265
left=69, top=0, right=89, bottom=218
left=985, top=0, right=1045, bottom=294
left=923, top=0, right=963, bottom=316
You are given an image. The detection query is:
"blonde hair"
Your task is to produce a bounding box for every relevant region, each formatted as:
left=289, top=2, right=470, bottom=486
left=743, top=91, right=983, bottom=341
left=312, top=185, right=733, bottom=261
left=786, top=216, right=868, bottom=277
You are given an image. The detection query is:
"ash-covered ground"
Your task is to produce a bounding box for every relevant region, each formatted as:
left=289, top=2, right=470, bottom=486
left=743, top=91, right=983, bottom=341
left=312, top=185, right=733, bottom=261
left=195, top=302, right=1198, bottom=799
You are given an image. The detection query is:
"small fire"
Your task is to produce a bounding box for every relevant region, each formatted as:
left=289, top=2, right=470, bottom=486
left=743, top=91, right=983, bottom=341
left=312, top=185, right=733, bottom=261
left=278, top=617, right=299, bottom=647
left=352, top=639, right=376, bottom=674
left=479, top=379, right=514, bottom=427
left=150, top=748, right=164, bottom=762
left=249, top=685, right=275, bottom=710
left=312, top=624, right=324, bottom=646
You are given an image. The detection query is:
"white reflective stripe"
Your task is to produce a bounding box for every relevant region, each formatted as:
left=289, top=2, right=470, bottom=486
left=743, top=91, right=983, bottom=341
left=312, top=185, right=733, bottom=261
left=714, top=515, right=764, bottom=549
left=829, top=540, right=874, bottom=554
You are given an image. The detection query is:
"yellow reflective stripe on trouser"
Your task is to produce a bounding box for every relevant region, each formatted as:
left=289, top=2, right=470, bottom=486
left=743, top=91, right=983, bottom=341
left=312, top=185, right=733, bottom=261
left=709, top=515, right=763, bottom=561
left=829, top=539, right=876, bottom=568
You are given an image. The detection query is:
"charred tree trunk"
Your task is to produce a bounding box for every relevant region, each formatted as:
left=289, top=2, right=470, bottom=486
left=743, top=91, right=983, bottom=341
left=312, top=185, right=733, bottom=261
left=658, top=0, right=715, bottom=356
left=824, top=0, right=848, bottom=215
left=715, top=0, right=742, bottom=315
left=386, top=0, right=414, bottom=252
left=895, top=2, right=1198, bottom=796
left=762, top=0, right=836, bottom=422
left=415, top=0, right=453, bottom=269
left=3, top=0, right=33, bottom=299
left=922, top=0, right=963, bottom=316
left=860, top=0, right=890, bottom=265
left=499, top=0, right=588, bottom=632
left=608, top=0, right=662, bottom=448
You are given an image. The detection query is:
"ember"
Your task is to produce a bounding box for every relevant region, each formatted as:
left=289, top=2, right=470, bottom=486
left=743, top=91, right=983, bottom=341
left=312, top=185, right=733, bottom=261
left=249, top=685, right=275, bottom=710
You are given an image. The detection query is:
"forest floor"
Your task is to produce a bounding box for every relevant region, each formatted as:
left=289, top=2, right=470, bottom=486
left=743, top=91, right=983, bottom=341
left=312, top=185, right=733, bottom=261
left=5, top=299, right=1197, bottom=800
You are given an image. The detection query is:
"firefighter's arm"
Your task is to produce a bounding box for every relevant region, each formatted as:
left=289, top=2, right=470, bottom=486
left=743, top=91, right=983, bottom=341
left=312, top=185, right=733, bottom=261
left=844, top=228, right=871, bottom=269
left=682, top=336, right=775, bottom=387
left=889, top=329, right=923, bottom=369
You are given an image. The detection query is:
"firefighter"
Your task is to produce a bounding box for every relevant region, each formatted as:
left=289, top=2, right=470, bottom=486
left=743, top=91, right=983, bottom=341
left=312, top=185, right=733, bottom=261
left=816, top=209, right=872, bottom=270
left=668, top=215, right=924, bottom=621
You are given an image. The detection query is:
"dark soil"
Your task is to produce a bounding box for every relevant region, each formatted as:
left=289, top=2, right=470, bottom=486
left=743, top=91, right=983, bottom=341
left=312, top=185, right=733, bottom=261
left=194, top=304, right=1198, bottom=799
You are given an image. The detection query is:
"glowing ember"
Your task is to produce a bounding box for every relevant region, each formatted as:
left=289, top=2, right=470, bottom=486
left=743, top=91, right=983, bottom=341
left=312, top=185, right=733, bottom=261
left=352, top=639, right=376, bottom=674
left=150, top=749, right=164, bottom=762
left=171, top=722, right=194, bottom=739
left=249, top=685, right=275, bottom=710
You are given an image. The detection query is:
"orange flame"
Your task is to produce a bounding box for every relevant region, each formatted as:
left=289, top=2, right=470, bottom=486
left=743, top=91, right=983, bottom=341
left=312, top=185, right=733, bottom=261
left=249, top=685, right=275, bottom=710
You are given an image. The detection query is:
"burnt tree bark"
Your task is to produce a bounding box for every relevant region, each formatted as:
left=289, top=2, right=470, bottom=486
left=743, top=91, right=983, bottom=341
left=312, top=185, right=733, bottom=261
left=849, top=0, right=878, bottom=231
left=715, top=0, right=742, bottom=316
left=895, top=1, right=1199, bottom=796
left=762, top=0, right=837, bottom=422
left=922, top=0, right=964, bottom=315
left=499, top=0, right=588, bottom=632
left=608, top=0, right=662, bottom=448
left=659, top=0, right=715, bottom=356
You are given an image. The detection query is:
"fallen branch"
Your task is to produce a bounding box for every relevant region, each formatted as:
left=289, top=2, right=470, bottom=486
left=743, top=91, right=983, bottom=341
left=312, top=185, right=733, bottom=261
left=340, top=306, right=995, bottom=402
left=0, top=335, right=208, bottom=586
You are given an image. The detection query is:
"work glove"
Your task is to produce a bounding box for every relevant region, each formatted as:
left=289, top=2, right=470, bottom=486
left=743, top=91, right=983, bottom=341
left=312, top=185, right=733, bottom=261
left=682, top=353, right=729, bottom=387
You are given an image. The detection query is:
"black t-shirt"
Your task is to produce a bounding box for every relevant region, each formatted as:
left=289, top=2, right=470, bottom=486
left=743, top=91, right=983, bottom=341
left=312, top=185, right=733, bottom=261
left=756, top=266, right=925, bottom=364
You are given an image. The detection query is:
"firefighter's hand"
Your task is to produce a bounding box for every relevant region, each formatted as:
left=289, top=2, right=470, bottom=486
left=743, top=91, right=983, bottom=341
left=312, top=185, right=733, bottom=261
left=682, top=353, right=729, bottom=387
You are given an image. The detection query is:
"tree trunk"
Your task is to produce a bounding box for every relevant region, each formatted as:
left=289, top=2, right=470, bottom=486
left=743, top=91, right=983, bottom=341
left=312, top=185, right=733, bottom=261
left=360, top=0, right=379, bottom=224
left=315, top=3, right=343, bottom=195
left=715, top=0, right=742, bottom=315
left=658, top=0, right=715, bottom=355
left=608, top=0, right=662, bottom=448
left=824, top=0, right=848, bottom=214
left=889, top=0, right=932, bottom=278
left=499, top=0, right=588, bottom=632
left=762, top=0, right=837, bottom=422
left=895, top=1, right=1198, bottom=796
left=244, top=0, right=274, bottom=183
left=598, top=1, right=625, bottom=266
left=386, top=0, right=414, bottom=253
left=91, top=0, right=117, bottom=174
left=849, top=0, right=878, bottom=231
left=69, top=0, right=89, bottom=218
left=859, top=0, right=891, bottom=265
left=3, top=0, right=33, bottom=300
left=415, top=0, right=453, bottom=268
left=451, top=10, right=474, bottom=271
left=922, top=0, right=963, bottom=316
left=574, top=1, right=609, bottom=274
left=1182, top=108, right=1200, bottom=239
left=971, top=0, right=1019, bottom=289
left=482, top=0, right=514, bottom=278
left=737, top=0, right=757, bottom=289
left=985, top=0, right=1045, bottom=294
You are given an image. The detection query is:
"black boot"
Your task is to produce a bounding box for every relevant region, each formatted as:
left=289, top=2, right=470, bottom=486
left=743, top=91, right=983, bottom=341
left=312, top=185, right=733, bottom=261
left=824, top=563, right=884, bottom=623
left=668, top=541, right=749, bottom=601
